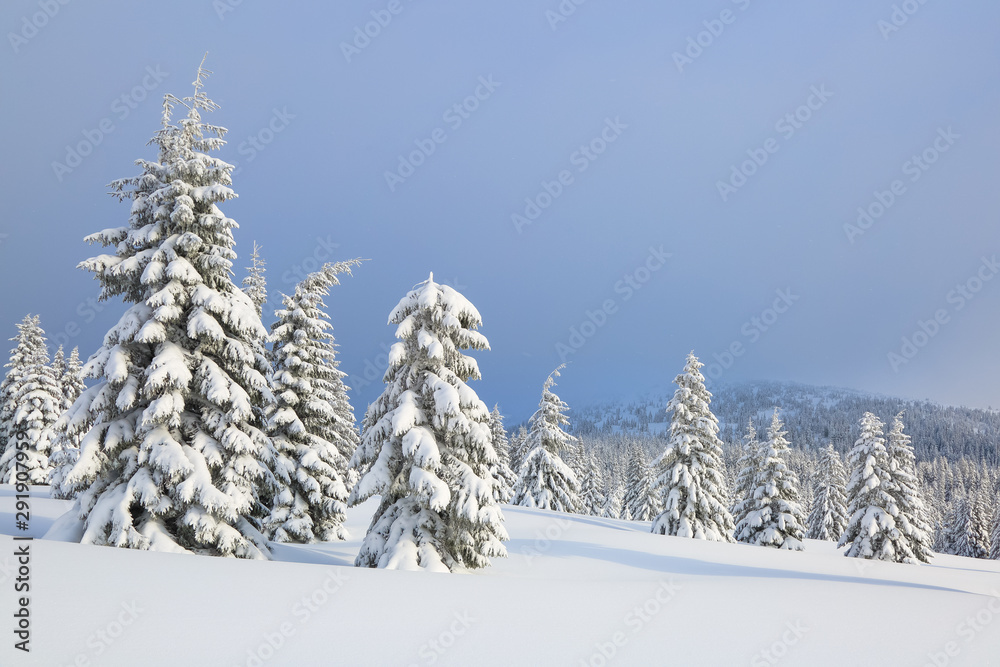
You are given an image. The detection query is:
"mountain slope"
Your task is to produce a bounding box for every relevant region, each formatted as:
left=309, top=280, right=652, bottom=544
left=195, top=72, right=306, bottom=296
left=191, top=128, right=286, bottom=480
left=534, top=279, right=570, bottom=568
left=570, top=381, right=1000, bottom=462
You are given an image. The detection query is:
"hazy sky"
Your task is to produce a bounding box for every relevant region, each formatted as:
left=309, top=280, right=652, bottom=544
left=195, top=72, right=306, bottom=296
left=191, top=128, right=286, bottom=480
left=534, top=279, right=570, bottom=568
left=1, top=0, right=998, bottom=422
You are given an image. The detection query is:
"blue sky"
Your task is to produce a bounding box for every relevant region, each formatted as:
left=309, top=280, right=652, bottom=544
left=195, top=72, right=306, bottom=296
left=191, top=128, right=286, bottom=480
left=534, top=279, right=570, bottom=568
left=1, top=0, right=998, bottom=422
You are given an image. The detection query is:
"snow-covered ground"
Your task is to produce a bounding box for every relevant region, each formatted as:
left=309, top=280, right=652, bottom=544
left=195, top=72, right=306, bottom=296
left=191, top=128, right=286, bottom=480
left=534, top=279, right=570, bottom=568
left=2, top=485, right=999, bottom=667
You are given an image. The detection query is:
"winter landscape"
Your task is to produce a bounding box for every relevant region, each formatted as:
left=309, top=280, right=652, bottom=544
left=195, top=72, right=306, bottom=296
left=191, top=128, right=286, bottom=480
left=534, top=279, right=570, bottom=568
left=2, top=1, right=1000, bottom=666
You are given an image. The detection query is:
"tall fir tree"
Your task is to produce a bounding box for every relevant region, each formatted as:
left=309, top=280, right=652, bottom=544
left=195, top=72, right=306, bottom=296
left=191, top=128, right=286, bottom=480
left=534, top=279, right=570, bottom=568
left=885, top=412, right=933, bottom=562
left=264, top=260, right=362, bottom=543
left=579, top=453, right=607, bottom=516
left=733, top=409, right=806, bottom=550
left=651, top=352, right=734, bottom=542
left=730, top=419, right=761, bottom=533
left=60, top=64, right=278, bottom=558
left=623, top=445, right=657, bottom=521
left=349, top=274, right=507, bottom=571
left=511, top=366, right=581, bottom=513
left=242, top=240, right=268, bottom=318
left=488, top=405, right=516, bottom=503
left=805, top=444, right=848, bottom=542
left=0, top=315, right=62, bottom=484
left=840, top=412, right=914, bottom=562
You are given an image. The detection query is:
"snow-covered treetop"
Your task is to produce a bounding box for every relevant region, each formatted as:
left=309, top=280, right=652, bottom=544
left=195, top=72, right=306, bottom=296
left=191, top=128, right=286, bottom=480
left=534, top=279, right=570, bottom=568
left=242, top=241, right=268, bottom=318
left=385, top=273, right=489, bottom=383
left=887, top=411, right=915, bottom=467
left=84, top=56, right=244, bottom=310
left=527, top=365, right=577, bottom=455
left=664, top=351, right=722, bottom=455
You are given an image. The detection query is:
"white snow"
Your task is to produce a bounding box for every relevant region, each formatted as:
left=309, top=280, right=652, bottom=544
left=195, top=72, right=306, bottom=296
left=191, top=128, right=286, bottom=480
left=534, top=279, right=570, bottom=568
left=3, top=485, right=999, bottom=666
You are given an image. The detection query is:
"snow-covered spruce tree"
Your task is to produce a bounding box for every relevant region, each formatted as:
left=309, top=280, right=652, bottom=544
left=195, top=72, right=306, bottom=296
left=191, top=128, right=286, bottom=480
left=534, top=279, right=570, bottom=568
left=349, top=274, right=507, bottom=571
left=488, top=405, right=516, bottom=503
left=264, top=260, right=362, bottom=543
left=511, top=366, right=581, bottom=513
left=990, top=499, right=1000, bottom=560
left=602, top=481, right=624, bottom=519
left=48, top=347, right=89, bottom=498
left=565, top=438, right=588, bottom=485
left=885, top=412, right=933, bottom=562
left=806, top=444, right=848, bottom=542
left=60, top=67, right=278, bottom=558
left=943, top=496, right=989, bottom=559
left=579, top=453, right=607, bottom=516
left=730, top=419, right=761, bottom=532
left=0, top=315, right=62, bottom=484
left=242, top=240, right=267, bottom=318
left=651, top=352, right=734, bottom=541
left=623, top=445, right=657, bottom=521
left=0, top=317, right=35, bottom=467
left=973, top=492, right=993, bottom=557
left=733, top=410, right=806, bottom=550
left=839, top=412, right=914, bottom=562
left=508, top=424, right=529, bottom=472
